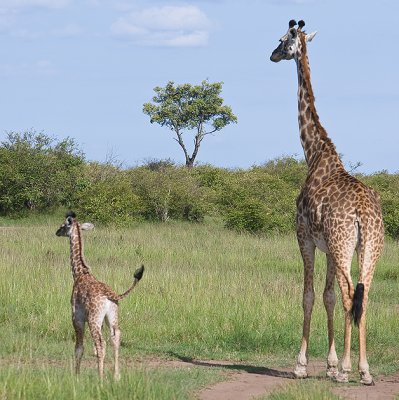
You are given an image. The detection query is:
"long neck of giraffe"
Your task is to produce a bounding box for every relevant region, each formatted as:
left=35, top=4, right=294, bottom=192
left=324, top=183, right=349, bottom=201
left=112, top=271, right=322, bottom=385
left=295, top=34, right=344, bottom=173
left=69, top=223, right=91, bottom=280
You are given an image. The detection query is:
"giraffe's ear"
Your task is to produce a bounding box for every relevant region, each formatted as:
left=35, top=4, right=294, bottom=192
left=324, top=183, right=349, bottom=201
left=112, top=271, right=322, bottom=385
left=306, top=31, right=317, bottom=42
left=81, top=222, right=94, bottom=231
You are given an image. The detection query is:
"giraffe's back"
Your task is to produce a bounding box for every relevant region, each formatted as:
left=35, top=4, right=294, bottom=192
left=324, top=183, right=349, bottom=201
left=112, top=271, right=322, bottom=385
left=72, top=274, right=120, bottom=309
left=297, top=169, right=384, bottom=254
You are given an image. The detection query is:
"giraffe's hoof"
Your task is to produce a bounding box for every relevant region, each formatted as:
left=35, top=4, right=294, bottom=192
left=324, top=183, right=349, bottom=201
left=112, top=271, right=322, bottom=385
left=294, top=365, right=308, bottom=379
left=326, top=366, right=339, bottom=379
left=360, top=372, right=374, bottom=386
left=334, top=371, right=349, bottom=383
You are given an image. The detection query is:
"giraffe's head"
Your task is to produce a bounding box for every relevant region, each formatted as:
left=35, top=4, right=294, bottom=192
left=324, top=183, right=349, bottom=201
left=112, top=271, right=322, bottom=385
left=56, top=211, right=94, bottom=237
left=270, top=20, right=317, bottom=63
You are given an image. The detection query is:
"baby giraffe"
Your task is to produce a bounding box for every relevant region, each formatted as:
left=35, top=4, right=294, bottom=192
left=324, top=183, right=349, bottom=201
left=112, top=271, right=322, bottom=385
left=56, top=211, right=144, bottom=380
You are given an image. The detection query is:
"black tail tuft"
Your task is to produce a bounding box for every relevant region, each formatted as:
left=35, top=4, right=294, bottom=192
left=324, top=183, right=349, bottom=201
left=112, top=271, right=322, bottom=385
left=134, top=264, right=144, bottom=281
left=351, top=283, right=364, bottom=327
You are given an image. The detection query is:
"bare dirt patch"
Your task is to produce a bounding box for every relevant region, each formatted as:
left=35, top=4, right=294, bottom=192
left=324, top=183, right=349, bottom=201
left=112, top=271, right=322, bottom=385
left=332, top=371, right=399, bottom=400
left=182, top=358, right=399, bottom=400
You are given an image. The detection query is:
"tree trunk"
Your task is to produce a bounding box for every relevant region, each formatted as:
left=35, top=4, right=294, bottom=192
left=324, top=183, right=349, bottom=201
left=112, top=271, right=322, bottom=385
left=186, top=159, right=194, bottom=169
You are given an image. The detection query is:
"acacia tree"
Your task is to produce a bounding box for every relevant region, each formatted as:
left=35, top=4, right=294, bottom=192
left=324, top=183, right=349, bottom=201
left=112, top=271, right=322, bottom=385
left=143, top=80, right=237, bottom=168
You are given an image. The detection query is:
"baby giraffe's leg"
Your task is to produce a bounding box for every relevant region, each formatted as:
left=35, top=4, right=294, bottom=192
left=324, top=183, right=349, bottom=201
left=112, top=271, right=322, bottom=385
left=73, top=318, right=85, bottom=375
left=72, top=303, right=86, bottom=376
left=106, top=302, right=121, bottom=381
left=89, top=320, right=106, bottom=380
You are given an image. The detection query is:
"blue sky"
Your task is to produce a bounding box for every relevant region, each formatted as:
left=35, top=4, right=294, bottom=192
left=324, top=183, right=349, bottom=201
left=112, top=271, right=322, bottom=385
left=1, top=0, right=398, bottom=173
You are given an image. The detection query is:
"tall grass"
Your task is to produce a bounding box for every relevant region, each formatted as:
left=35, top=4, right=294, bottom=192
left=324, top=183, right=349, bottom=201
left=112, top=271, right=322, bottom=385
left=1, top=214, right=398, bottom=398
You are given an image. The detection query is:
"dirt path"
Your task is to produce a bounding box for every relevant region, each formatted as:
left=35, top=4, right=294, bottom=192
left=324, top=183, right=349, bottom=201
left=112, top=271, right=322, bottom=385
left=332, top=371, right=399, bottom=400
left=176, top=358, right=399, bottom=400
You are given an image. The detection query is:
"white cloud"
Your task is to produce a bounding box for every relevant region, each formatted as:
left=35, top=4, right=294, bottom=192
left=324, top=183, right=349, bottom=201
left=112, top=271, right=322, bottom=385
left=111, top=5, right=211, bottom=47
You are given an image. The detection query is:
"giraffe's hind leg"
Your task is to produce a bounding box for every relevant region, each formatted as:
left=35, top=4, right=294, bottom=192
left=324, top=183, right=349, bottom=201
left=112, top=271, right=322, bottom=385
left=324, top=254, right=339, bottom=378
left=72, top=305, right=86, bottom=375
left=355, top=237, right=382, bottom=385
left=106, top=301, right=121, bottom=381
left=89, top=319, right=106, bottom=380
left=334, top=261, right=355, bottom=383
left=73, top=320, right=85, bottom=375
left=294, top=232, right=316, bottom=379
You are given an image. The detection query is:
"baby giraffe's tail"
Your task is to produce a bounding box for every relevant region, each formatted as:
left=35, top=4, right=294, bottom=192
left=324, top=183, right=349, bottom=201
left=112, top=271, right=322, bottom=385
left=117, top=265, right=145, bottom=301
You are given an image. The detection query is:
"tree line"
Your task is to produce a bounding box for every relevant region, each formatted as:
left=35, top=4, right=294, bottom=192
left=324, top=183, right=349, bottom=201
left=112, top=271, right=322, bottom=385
left=0, top=130, right=398, bottom=239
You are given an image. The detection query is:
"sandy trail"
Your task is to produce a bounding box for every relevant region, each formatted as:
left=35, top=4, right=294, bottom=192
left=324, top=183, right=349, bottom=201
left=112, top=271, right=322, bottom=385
left=175, top=358, right=399, bottom=400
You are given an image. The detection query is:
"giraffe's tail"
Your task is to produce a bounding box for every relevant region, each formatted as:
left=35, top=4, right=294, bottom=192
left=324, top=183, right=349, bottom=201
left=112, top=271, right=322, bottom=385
left=351, top=282, right=364, bottom=327
left=117, top=265, right=145, bottom=301
left=351, top=213, right=368, bottom=327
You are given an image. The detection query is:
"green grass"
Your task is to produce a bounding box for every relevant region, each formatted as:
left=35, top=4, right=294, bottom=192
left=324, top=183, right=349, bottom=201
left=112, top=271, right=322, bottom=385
left=0, top=363, right=223, bottom=400
left=1, top=212, right=398, bottom=398
left=264, top=380, right=342, bottom=400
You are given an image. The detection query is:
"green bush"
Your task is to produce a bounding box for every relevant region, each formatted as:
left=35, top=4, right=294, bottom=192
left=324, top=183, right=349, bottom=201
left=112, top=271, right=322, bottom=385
left=129, top=164, right=211, bottom=222
left=219, top=167, right=299, bottom=234
left=1, top=133, right=397, bottom=240
left=73, top=163, right=143, bottom=226
left=224, top=197, right=269, bottom=233
left=362, top=172, right=399, bottom=239
left=0, top=130, right=84, bottom=216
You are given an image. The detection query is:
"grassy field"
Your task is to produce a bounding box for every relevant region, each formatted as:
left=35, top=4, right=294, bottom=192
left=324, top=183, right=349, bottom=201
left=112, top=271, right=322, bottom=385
left=0, top=213, right=398, bottom=399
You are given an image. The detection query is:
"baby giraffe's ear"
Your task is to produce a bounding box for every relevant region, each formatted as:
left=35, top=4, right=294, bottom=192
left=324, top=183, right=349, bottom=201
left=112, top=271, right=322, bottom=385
left=306, top=31, right=317, bottom=42
left=81, top=222, right=94, bottom=231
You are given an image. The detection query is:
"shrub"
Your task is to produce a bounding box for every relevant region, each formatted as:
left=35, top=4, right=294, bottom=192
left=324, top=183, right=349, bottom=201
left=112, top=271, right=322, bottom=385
left=73, top=163, right=143, bottom=226
left=128, top=165, right=210, bottom=222
left=0, top=130, right=84, bottom=216
left=362, top=172, right=399, bottom=239
left=218, top=168, right=299, bottom=234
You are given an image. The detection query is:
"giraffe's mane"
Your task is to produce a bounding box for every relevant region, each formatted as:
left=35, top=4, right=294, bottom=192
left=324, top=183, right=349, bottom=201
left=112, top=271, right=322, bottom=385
left=298, top=33, right=327, bottom=139
left=74, top=221, right=91, bottom=275
left=298, top=32, right=340, bottom=159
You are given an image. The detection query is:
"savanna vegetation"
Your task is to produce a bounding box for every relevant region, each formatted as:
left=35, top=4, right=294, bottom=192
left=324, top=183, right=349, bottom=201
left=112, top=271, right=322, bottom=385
left=1, top=130, right=398, bottom=238
left=1, top=130, right=399, bottom=399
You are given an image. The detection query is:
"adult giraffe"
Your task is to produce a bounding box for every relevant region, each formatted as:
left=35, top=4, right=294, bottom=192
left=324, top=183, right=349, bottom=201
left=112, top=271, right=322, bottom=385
left=270, top=20, right=384, bottom=385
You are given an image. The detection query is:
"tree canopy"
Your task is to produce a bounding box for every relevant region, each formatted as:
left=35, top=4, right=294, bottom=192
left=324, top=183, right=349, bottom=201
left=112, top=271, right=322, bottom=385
left=143, top=80, right=237, bottom=168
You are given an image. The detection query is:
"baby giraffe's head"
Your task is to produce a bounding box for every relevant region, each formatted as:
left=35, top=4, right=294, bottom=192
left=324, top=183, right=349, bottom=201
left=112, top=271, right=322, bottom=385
left=56, top=211, right=94, bottom=237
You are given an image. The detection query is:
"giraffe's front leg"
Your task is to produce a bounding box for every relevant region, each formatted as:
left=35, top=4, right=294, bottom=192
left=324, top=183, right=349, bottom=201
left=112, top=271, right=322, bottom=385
left=294, top=235, right=316, bottom=379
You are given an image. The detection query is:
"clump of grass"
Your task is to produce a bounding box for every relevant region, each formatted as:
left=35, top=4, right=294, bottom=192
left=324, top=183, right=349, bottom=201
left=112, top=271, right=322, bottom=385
left=265, top=380, right=342, bottom=400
